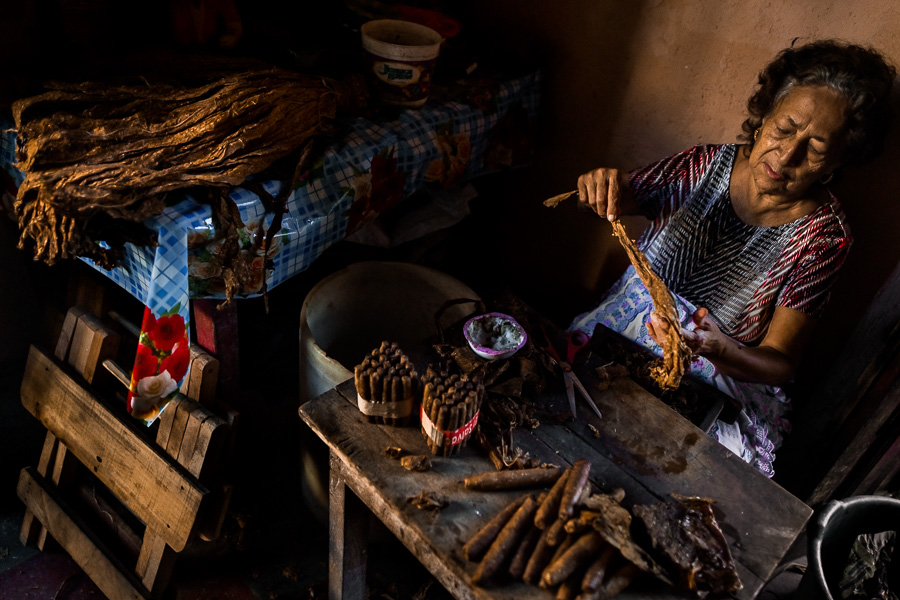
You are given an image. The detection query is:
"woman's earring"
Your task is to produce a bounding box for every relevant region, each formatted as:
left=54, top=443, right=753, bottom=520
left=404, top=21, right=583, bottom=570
left=821, top=172, right=834, bottom=185
left=754, top=128, right=760, bottom=142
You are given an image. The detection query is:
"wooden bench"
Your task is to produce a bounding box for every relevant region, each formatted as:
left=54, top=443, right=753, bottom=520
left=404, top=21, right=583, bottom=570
left=17, top=306, right=233, bottom=599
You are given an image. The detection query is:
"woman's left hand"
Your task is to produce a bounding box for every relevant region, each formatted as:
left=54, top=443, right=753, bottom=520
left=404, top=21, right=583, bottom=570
left=648, top=307, right=724, bottom=357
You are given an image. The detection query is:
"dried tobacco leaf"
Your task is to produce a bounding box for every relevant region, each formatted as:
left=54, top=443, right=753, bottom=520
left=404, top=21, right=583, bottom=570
left=408, top=491, right=448, bottom=512
left=632, top=495, right=742, bottom=594
left=12, top=65, right=366, bottom=299
left=400, top=455, right=433, bottom=472
left=610, top=220, right=690, bottom=390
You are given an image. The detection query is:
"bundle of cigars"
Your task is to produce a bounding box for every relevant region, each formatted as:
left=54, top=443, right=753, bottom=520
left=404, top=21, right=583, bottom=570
left=420, top=366, right=484, bottom=457
left=462, top=459, right=645, bottom=600
left=354, top=341, right=419, bottom=426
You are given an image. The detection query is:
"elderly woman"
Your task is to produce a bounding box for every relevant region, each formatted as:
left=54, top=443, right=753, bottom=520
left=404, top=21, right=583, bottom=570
left=569, top=40, right=896, bottom=477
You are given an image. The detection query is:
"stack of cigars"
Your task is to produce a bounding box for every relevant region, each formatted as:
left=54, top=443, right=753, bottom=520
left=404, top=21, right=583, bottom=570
left=420, top=367, right=484, bottom=457
left=463, top=459, right=642, bottom=599
left=353, top=341, right=419, bottom=426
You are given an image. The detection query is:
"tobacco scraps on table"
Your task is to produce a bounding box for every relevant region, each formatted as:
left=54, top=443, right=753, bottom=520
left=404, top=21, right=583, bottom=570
left=399, top=455, right=433, bottom=472
left=461, top=457, right=743, bottom=598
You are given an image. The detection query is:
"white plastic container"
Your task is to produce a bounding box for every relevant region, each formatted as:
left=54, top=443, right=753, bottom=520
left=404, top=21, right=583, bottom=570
left=361, top=19, right=442, bottom=107
left=298, top=260, right=479, bottom=521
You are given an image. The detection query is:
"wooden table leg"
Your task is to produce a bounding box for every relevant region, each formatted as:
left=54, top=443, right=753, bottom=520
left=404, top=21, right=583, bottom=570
left=329, top=452, right=369, bottom=600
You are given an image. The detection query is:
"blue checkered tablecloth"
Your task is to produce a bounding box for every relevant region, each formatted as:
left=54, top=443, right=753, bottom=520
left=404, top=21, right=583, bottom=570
left=2, top=70, right=539, bottom=306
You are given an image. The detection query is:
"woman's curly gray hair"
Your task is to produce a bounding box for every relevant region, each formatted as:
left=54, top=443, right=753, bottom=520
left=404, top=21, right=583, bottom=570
left=742, top=40, right=896, bottom=166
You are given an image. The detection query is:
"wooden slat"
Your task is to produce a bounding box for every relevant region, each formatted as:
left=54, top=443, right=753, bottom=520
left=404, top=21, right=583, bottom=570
left=21, top=306, right=105, bottom=549
left=20, top=345, right=208, bottom=552
left=163, top=398, right=195, bottom=461
left=20, top=433, right=61, bottom=548
left=135, top=533, right=176, bottom=598
left=18, top=467, right=148, bottom=600
left=68, top=312, right=120, bottom=385
left=179, top=345, right=220, bottom=409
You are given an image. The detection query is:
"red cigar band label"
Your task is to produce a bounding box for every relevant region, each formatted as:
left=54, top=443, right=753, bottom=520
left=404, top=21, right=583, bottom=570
left=420, top=405, right=480, bottom=448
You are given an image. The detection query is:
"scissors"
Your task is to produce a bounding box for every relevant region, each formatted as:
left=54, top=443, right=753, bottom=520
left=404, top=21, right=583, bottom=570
left=536, top=325, right=603, bottom=420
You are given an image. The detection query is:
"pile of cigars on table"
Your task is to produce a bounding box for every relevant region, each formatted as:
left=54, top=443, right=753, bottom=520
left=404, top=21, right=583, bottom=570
left=346, top=296, right=744, bottom=599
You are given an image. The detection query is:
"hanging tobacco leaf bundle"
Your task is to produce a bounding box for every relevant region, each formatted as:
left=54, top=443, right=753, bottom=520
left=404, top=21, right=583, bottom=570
left=11, top=66, right=366, bottom=293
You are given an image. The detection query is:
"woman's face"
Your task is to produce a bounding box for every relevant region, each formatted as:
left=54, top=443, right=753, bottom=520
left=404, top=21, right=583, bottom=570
left=749, top=85, right=850, bottom=201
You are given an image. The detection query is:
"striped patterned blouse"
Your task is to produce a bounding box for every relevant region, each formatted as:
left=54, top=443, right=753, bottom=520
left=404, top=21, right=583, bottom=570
left=630, top=144, right=852, bottom=344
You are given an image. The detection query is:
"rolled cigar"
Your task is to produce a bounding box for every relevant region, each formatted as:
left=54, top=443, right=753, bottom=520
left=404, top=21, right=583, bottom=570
left=546, top=516, right=568, bottom=547
left=472, top=495, right=539, bottom=585
left=541, top=530, right=604, bottom=588
left=565, top=510, right=602, bottom=535
left=354, top=365, right=366, bottom=399
left=536, top=468, right=572, bottom=529
left=580, top=543, right=617, bottom=593
left=556, top=574, right=582, bottom=600
left=461, top=397, right=473, bottom=448
left=435, top=404, right=449, bottom=456
left=584, top=562, right=640, bottom=599
left=559, top=459, right=591, bottom=521
left=401, top=375, right=413, bottom=427
left=444, top=404, right=460, bottom=457
left=523, top=525, right=557, bottom=585
left=508, top=523, right=541, bottom=580
left=464, top=467, right=563, bottom=491
left=541, top=535, right=576, bottom=578
left=377, top=372, right=389, bottom=425
left=462, top=494, right=529, bottom=562
left=425, top=397, right=441, bottom=454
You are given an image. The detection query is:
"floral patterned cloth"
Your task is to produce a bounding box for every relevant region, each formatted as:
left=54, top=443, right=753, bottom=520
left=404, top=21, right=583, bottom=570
left=569, top=266, right=789, bottom=477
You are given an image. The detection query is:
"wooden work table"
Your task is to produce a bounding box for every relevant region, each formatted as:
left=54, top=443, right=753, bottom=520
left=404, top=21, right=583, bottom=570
left=299, top=319, right=812, bottom=599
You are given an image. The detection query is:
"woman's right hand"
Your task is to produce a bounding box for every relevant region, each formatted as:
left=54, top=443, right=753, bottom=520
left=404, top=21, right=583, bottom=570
left=577, top=168, right=631, bottom=221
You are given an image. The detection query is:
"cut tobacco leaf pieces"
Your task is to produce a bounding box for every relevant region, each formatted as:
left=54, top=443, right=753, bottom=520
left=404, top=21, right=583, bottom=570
left=400, top=455, right=433, bottom=472
left=581, top=492, right=674, bottom=586
left=632, top=494, right=742, bottom=595
left=408, top=491, right=448, bottom=512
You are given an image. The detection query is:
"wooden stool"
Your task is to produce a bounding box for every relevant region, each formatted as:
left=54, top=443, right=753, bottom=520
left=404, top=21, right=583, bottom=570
left=17, top=306, right=234, bottom=599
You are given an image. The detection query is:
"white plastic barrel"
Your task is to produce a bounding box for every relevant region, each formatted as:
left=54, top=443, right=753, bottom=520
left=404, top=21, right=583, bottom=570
left=298, top=260, right=480, bottom=520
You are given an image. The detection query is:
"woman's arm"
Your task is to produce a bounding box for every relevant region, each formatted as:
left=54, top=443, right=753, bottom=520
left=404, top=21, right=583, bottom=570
left=648, top=305, right=815, bottom=386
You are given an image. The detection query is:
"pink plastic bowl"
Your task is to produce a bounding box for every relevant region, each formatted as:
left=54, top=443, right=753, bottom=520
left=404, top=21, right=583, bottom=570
left=463, top=312, right=527, bottom=360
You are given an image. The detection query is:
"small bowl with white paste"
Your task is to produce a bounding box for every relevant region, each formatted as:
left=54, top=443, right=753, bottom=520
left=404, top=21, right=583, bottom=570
left=463, top=312, right=527, bottom=360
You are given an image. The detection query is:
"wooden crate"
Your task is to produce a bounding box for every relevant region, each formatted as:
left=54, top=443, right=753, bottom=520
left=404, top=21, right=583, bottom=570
left=17, top=306, right=233, bottom=599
